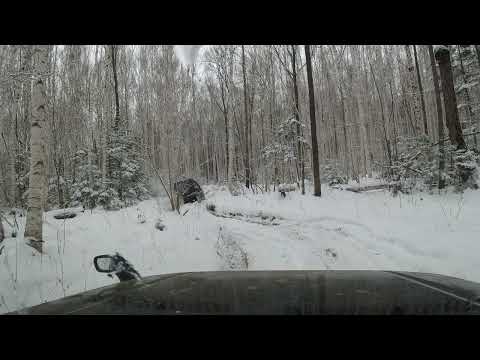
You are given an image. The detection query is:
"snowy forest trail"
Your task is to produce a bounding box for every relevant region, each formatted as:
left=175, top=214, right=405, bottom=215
left=210, top=211, right=411, bottom=273
left=203, top=184, right=480, bottom=280
left=1, top=183, right=480, bottom=314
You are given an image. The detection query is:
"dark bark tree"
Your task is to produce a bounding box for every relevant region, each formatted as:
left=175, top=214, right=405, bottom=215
left=111, top=45, right=121, bottom=130
left=108, top=45, right=124, bottom=200
left=457, top=45, right=477, bottom=149
left=242, top=45, right=250, bottom=188
left=304, top=45, right=321, bottom=196
left=435, top=46, right=466, bottom=150
left=428, top=45, right=445, bottom=189
left=475, top=45, right=480, bottom=68
left=404, top=45, right=422, bottom=134
left=413, top=45, right=428, bottom=135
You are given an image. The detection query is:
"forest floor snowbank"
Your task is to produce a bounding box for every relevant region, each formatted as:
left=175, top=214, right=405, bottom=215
left=1, top=181, right=480, bottom=313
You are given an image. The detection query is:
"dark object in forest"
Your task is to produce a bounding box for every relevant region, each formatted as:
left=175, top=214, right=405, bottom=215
left=173, top=178, right=205, bottom=206
left=278, top=184, right=296, bottom=198
left=206, top=203, right=216, bottom=212
left=154, top=220, right=165, bottom=231
left=434, top=46, right=466, bottom=150
left=0, top=219, right=4, bottom=244
left=53, top=212, right=77, bottom=220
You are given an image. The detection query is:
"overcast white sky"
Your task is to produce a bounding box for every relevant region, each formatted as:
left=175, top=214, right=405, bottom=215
left=77, top=45, right=205, bottom=67
left=174, top=45, right=205, bottom=66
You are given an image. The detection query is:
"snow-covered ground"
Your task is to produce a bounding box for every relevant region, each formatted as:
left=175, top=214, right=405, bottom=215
left=1, top=182, right=480, bottom=314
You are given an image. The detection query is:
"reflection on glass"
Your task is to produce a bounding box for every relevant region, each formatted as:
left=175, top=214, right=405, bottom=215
left=97, top=257, right=114, bottom=271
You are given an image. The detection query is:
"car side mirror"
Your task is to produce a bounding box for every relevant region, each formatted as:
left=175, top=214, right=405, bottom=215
left=94, top=255, right=116, bottom=273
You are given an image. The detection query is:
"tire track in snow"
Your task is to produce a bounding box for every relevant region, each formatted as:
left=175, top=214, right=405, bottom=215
left=301, top=216, right=433, bottom=259
left=297, top=217, right=427, bottom=271
left=209, top=209, right=421, bottom=272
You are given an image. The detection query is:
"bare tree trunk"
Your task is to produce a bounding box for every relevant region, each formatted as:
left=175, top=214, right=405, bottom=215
left=457, top=45, right=477, bottom=149
left=242, top=45, right=250, bottom=188
left=435, top=46, right=466, bottom=150
left=305, top=45, right=321, bottom=196
left=218, top=82, right=229, bottom=180
left=24, top=45, right=49, bottom=253
left=428, top=45, right=445, bottom=190
left=475, top=45, right=480, bottom=68
left=291, top=45, right=305, bottom=194
left=111, top=45, right=121, bottom=130
left=369, top=61, right=392, bottom=172
left=404, top=45, right=423, bottom=134
left=269, top=46, right=279, bottom=190
left=227, top=48, right=235, bottom=191
left=110, top=45, right=123, bottom=200
left=9, top=47, right=22, bottom=207
left=413, top=45, right=428, bottom=135
left=353, top=46, right=372, bottom=178
left=21, top=46, right=33, bottom=149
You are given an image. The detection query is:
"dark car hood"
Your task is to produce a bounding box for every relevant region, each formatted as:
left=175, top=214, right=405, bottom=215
left=7, top=270, right=480, bottom=315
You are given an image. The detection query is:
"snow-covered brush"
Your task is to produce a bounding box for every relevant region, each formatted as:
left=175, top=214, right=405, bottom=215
left=0, top=211, right=19, bottom=238
left=136, top=208, right=146, bottom=224
left=205, top=202, right=216, bottom=213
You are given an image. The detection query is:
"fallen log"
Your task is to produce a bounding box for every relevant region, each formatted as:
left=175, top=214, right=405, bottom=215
left=53, top=211, right=77, bottom=220
left=206, top=208, right=281, bottom=226
left=345, top=184, right=390, bottom=193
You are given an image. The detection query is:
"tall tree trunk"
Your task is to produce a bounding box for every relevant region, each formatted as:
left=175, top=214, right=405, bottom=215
left=435, top=46, right=466, bottom=150
left=24, top=46, right=49, bottom=253
left=218, top=81, right=229, bottom=180
left=369, top=61, right=392, bottom=173
left=110, top=45, right=123, bottom=200
left=111, top=45, right=121, bottom=130
left=428, top=45, right=445, bottom=190
left=9, top=47, right=22, bottom=207
left=305, top=45, right=321, bottom=196
left=404, top=45, right=423, bottom=134
left=242, top=45, right=250, bottom=188
left=50, top=45, right=65, bottom=208
left=291, top=45, right=305, bottom=194
left=21, top=46, right=33, bottom=150
left=227, top=48, right=235, bottom=191
left=353, top=45, right=372, bottom=178
left=413, top=45, right=428, bottom=135
left=457, top=45, right=477, bottom=149
left=269, top=46, right=279, bottom=190
left=474, top=45, right=480, bottom=68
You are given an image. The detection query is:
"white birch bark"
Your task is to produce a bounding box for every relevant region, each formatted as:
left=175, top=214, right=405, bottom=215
left=24, top=45, right=49, bottom=251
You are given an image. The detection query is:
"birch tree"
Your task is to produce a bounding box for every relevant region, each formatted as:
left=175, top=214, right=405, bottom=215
left=24, top=45, right=49, bottom=252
